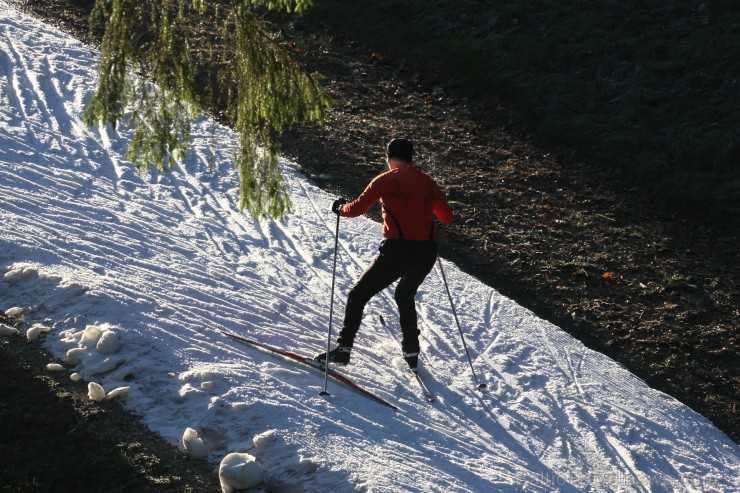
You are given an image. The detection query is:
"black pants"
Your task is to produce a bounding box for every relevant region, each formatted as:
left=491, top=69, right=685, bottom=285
left=337, top=239, right=438, bottom=354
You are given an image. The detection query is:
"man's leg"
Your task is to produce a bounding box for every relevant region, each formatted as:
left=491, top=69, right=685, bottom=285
left=394, top=242, right=437, bottom=354
left=337, top=242, right=404, bottom=348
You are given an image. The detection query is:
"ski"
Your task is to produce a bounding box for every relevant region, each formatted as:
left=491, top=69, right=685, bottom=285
left=378, top=315, right=434, bottom=402
left=219, top=330, right=399, bottom=411
left=409, top=369, right=435, bottom=403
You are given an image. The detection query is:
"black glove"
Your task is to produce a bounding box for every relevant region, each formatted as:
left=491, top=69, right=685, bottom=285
left=332, top=197, right=348, bottom=215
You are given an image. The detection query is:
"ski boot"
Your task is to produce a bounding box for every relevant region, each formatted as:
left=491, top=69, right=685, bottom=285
left=404, top=352, right=419, bottom=373
left=314, top=346, right=351, bottom=366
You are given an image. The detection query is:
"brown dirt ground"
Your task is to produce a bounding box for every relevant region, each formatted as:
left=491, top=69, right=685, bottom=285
left=2, top=1, right=738, bottom=490
left=0, top=314, right=220, bottom=492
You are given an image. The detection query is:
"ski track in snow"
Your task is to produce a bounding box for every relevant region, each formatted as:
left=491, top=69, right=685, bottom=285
left=1, top=3, right=738, bottom=492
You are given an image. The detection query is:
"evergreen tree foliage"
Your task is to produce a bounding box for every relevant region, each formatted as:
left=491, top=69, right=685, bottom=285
left=83, top=0, right=330, bottom=217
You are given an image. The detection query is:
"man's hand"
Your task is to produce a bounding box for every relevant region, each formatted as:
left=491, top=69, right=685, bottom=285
left=332, top=197, right=348, bottom=215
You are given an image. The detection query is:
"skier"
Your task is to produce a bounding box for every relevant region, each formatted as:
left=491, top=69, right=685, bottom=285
left=315, top=138, right=453, bottom=373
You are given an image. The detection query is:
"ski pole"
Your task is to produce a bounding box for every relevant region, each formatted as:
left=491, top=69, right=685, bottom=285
left=320, top=213, right=341, bottom=397
left=437, top=256, right=486, bottom=391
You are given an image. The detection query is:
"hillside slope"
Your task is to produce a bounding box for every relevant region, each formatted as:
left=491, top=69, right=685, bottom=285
left=6, top=0, right=739, bottom=447
left=2, top=3, right=739, bottom=491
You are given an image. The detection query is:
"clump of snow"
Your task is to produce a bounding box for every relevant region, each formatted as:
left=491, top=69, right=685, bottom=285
left=229, top=403, right=247, bottom=413
left=3, top=269, right=23, bottom=283
left=59, top=329, right=80, bottom=344
left=87, top=382, right=106, bottom=401
left=58, top=324, right=126, bottom=376
left=45, top=363, right=64, bottom=372
left=65, top=347, right=86, bottom=365
left=178, top=383, right=203, bottom=401
left=296, top=457, right=320, bottom=475
left=0, top=325, right=19, bottom=336
left=96, top=329, right=122, bottom=354
left=219, top=452, right=262, bottom=492
left=182, top=428, right=209, bottom=458
left=178, top=369, right=216, bottom=383
left=104, top=386, right=130, bottom=401
left=87, top=356, right=126, bottom=375
left=252, top=429, right=279, bottom=449
left=38, top=272, right=63, bottom=283
left=4, top=306, right=23, bottom=318
left=3, top=266, right=39, bottom=284
left=85, top=381, right=129, bottom=401
left=26, top=323, right=51, bottom=341
left=70, top=373, right=82, bottom=382
left=79, top=325, right=103, bottom=347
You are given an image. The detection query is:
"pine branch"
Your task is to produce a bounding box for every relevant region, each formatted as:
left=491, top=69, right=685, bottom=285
left=83, top=0, right=329, bottom=217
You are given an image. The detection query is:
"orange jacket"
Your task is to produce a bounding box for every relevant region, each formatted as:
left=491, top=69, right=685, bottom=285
left=340, top=165, right=453, bottom=241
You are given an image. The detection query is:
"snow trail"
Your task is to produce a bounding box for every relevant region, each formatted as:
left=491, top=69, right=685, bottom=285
left=1, top=3, right=738, bottom=492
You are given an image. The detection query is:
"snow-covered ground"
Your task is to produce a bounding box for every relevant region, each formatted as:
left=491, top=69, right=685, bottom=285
left=0, top=3, right=737, bottom=491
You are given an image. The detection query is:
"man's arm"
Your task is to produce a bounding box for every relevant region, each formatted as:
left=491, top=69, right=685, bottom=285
left=341, top=174, right=386, bottom=218
left=433, top=186, right=454, bottom=224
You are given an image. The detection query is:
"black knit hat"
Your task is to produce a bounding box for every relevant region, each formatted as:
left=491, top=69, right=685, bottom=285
left=387, top=138, right=413, bottom=162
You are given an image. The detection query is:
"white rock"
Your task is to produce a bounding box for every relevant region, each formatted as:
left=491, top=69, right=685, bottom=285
left=219, top=452, right=262, bottom=492
left=70, top=373, right=82, bottom=382
left=104, top=386, right=130, bottom=401
left=0, top=325, right=19, bottom=336
left=96, top=330, right=122, bottom=354
left=182, top=428, right=209, bottom=458
left=4, top=306, right=24, bottom=318
left=87, top=382, right=106, bottom=401
left=45, top=363, right=65, bottom=372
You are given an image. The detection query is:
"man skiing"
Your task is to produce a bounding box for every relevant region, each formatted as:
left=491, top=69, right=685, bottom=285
left=315, top=138, right=453, bottom=373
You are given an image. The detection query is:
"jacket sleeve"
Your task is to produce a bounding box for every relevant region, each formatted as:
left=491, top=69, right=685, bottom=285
left=340, top=174, right=385, bottom=218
